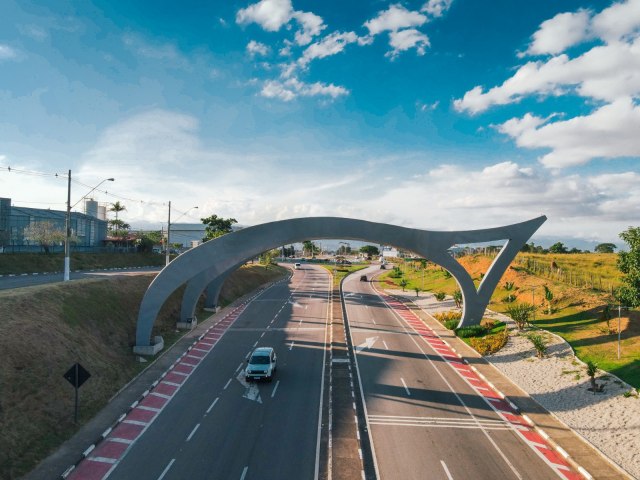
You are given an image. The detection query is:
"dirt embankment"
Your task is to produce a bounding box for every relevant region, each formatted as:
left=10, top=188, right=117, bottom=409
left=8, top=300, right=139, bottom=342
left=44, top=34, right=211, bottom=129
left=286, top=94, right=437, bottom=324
left=0, top=264, right=286, bottom=480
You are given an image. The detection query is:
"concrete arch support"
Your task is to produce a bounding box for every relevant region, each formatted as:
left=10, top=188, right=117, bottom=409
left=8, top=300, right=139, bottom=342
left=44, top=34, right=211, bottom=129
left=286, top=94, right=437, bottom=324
left=134, top=216, right=545, bottom=354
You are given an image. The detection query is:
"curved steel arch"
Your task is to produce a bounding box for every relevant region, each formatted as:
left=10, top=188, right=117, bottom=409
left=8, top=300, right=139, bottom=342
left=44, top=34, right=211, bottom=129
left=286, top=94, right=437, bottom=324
left=135, top=216, right=545, bottom=353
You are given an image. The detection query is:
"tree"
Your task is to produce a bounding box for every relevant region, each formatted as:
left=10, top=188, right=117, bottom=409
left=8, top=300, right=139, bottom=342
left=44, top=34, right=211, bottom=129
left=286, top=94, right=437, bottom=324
left=399, top=279, right=408, bottom=291
left=23, top=221, right=67, bottom=254
left=616, top=226, right=640, bottom=307
left=600, top=304, right=613, bottom=334
left=549, top=242, right=568, bottom=254
left=359, top=245, right=380, bottom=257
left=201, top=214, right=237, bottom=242
left=135, top=230, right=163, bottom=253
left=302, top=240, right=319, bottom=257
left=595, top=243, right=617, bottom=253
left=109, top=201, right=126, bottom=223
left=452, top=289, right=463, bottom=308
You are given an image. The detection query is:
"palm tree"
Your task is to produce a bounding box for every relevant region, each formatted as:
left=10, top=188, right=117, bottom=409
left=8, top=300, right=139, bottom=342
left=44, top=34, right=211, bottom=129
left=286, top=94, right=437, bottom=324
left=543, top=285, right=553, bottom=315
left=109, top=200, right=127, bottom=236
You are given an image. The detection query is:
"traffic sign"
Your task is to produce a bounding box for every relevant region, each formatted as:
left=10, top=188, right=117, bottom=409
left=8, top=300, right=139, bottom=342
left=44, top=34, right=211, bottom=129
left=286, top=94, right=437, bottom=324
left=63, top=363, right=91, bottom=388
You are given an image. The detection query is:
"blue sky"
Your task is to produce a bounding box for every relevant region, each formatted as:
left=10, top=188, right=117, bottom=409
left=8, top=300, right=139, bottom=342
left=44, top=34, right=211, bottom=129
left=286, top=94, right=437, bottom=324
left=1, top=0, right=639, bottom=247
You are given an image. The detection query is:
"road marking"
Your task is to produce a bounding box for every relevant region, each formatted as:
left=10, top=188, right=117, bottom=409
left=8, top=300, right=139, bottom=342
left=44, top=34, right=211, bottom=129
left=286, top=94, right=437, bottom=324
left=271, top=380, right=280, bottom=398
left=157, top=459, right=175, bottom=480
left=289, top=341, right=295, bottom=350
left=355, top=336, right=378, bottom=353
left=206, top=397, right=219, bottom=414
left=240, top=466, right=248, bottom=480
left=382, top=340, right=389, bottom=350
left=400, top=377, right=411, bottom=396
left=224, top=378, right=232, bottom=390
left=441, top=460, right=454, bottom=480
left=236, top=362, right=244, bottom=372
left=186, top=423, right=200, bottom=442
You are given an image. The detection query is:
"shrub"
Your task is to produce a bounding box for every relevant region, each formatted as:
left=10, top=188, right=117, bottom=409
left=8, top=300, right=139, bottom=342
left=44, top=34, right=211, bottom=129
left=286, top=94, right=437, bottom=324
left=433, top=311, right=461, bottom=323
left=506, top=302, right=535, bottom=330
left=456, top=325, right=487, bottom=338
left=443, top=270, right=452, bottom=278
left=434, top=291, right=446, bottom=301
left=452, top=289, right=463, bottom=308
left=504, top=281, right=514, bottom=291
left=527, top=333, right=547, bottom=358
left=503, top=293, right=517, bottom=303
left=444, top=319, right=459, bottom=330
left=470, top=330, right=509, bottom=355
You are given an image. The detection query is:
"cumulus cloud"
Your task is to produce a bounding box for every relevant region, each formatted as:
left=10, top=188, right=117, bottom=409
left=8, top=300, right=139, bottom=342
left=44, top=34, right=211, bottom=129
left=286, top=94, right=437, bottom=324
left=299, top=31, right=359, bottom=67
left=498, top=98, right=640, bottom=168
left=421, top=0, right=453, bottom=18
left=292, top=11, right=326, bottom=46
left=236, top=0, right=294, bottom=32
left=526, top=10, right=590, bottom=55
left=454, top=0, right=640, bottom=168
left=260, top=77, right=349, bottom=101
left=247, top=40, right=270, bottom=57
left=387, top=29, right=430, bottom=58
left=364, top=4, right=427, bottom=35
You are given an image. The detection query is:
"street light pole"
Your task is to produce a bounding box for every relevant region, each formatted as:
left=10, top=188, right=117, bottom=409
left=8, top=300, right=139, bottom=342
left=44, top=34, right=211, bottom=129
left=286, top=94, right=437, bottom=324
left=64, top=173, right=114, bottom=281
left=166, top=201, right=171, bottom=266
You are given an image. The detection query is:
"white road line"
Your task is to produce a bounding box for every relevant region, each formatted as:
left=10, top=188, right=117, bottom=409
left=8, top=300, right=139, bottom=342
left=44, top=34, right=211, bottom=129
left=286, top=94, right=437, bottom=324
left=371, top=317, right=377, bottom=324
left=236, top=362, right=244, bottom=372
left=441, top=460, right=454, bottom=480
left=240, top=466, right=249, bottom=480
left=157, top=459, right=175, bottom=480
left=271, top=380, right=281, bottom=398
left=400, top=377, right=411, bottom=396
left=289, top=341, right=295, bottom=350
left=382, top=340, right=389, bottom=350
left=186, top=423, right=200, bottom=442
left=224, top=378, right=232, bottom=390
left=206, top=397, right=219, bottom=414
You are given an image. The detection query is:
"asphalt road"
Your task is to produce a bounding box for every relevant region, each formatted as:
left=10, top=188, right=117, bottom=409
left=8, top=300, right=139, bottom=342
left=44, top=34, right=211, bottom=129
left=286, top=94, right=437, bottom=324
left=106, top=264, right=331, bottom=480
left=0, top=266, right=161, bottom=290
left=344, top=267, right=561, bottom=480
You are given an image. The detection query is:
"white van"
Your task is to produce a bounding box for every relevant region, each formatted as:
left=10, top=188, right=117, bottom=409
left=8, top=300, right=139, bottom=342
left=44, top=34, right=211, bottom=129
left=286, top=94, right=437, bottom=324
left=294, top=262, right=301, bottom=269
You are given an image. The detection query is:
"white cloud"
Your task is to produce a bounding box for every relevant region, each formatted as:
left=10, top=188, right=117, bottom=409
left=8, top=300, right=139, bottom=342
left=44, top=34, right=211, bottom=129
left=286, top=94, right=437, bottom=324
left=498, top=98, right=640, bottom=168
left=236, top=0, right=294, bottom=32
left=592, top=0, right=640, bottom=42
left=18, top=24, right=48, bottom=41
left=299, top=31, right=359, bottom=67
left=421, top=0, right=453, bottom=18
left=292, top=11, right=326, bottom=46
left=260, top=77, right=349, bottom=101
left=387, top=29, right=430, bottom=58
left=247, top=40, right=270, bottom=57
left=526, top=10, right=590, bottom=56
left=122, top=35, right=187, bottom=65
left=0, top=44, right=18, bottom=61
left=364, top=4, right=427, bottom=36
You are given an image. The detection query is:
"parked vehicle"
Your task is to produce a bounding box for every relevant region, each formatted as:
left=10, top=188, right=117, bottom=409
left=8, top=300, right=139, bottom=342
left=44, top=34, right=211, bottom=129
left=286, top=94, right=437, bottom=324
left=360, top=275, right=368, bottom=282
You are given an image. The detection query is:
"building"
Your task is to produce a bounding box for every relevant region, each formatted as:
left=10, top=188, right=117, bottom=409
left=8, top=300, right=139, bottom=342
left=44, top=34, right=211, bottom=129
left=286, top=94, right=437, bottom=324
left=168, top=223, right=206, bottom=249
left=0, top=197, right=108, bottom=253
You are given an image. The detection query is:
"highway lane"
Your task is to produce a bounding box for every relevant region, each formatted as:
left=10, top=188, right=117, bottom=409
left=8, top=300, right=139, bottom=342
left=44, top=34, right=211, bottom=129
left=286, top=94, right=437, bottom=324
left=0, top=266, right=161, bottom=290
left=106, top=264, right=331, bottom=480
left=344, top=267, right=562, bottom=480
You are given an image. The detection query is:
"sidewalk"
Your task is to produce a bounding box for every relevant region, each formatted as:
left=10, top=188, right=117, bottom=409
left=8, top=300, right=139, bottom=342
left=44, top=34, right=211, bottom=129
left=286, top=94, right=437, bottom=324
left=386, top=288, right=635, bottom=480
left=24, top=284, right=276, bottom=480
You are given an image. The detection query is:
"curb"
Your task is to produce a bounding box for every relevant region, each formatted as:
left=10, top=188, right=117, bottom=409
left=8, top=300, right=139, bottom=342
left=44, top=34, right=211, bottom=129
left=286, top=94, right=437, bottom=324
left=0, top=265, right=159, bottom=279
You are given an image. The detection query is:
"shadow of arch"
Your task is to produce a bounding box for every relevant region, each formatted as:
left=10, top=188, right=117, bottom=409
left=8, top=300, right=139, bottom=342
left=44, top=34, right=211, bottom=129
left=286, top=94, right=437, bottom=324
left=135, top=216, right=545, bottom=353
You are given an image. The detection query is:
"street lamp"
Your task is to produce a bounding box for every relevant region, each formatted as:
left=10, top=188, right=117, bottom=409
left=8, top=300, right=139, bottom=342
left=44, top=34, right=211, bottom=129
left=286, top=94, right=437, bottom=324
left=64, top=171, right=114, bottom=281
left=166, top=204, right=198, bottom=266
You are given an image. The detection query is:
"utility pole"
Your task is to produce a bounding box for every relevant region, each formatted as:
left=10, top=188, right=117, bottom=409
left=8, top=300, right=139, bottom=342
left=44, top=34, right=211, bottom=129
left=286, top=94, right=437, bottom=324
left=64, top=170, right=71, bottom=281
left=166, top=201, right=171, bottom=266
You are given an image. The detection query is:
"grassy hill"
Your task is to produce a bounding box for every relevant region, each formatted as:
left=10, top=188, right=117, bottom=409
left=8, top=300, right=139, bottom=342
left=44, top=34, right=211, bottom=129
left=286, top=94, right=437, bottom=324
left=0, top=264, right=287, bottom=479
left=381, top=253, right=639, bottom=388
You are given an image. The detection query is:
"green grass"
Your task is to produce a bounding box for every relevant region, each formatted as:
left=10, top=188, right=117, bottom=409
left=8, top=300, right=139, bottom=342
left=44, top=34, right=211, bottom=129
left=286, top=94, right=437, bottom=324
left=321, top=264, right=368, bottom=287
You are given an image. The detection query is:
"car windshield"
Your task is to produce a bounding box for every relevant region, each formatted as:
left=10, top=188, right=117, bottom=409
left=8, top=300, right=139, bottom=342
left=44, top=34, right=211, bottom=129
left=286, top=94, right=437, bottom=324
left=250, top=355, right=270, bottom=365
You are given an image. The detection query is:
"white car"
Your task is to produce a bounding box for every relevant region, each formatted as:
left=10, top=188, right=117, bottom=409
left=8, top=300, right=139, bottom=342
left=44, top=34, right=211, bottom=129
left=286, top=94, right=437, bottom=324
left=245, top=347, right=277, bottom=382
left=294, top=262, right=301, bottom=269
